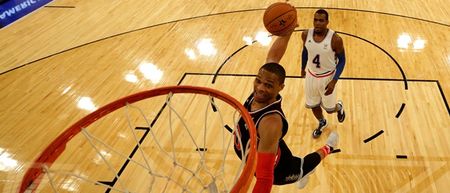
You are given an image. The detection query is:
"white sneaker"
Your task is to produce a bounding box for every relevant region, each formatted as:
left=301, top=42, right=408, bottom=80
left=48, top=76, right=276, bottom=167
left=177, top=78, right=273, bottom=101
left=326, top=131, right=339, bottom=149
left=296, top=173, right=310, bottom=189
left=297, top=132, right=339, bottom=189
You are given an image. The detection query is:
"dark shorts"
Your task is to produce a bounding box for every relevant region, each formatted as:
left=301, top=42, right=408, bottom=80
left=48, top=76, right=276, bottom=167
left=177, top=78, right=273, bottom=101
left=234, top=140, right=321, bottom=185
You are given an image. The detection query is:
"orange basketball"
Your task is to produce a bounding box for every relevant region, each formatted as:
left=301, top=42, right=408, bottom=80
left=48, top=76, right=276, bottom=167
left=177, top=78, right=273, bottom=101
left=263, top=2, right=297, bottom=36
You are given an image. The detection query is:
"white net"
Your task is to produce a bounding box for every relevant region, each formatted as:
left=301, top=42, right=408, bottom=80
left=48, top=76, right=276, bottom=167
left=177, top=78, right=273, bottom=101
left=21, top=86, right=256, bottom=193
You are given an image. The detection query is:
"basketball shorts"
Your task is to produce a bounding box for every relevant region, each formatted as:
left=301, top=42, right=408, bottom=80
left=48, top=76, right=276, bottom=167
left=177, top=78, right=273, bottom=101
left=304, top=69, right=337, bottom=112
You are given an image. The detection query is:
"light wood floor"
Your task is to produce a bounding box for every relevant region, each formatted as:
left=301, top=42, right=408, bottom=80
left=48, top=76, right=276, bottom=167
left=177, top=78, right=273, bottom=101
left=0, top=0, right=449, bottom=192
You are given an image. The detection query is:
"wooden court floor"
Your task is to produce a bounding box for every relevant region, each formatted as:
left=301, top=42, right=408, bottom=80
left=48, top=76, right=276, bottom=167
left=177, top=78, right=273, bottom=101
left=0, top=0, right=449, bottom=192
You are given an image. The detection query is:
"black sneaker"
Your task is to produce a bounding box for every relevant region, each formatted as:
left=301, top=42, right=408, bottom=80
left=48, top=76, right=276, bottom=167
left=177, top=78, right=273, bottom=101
left=337, top=100, right=345, bottom=123
left=312, top=119, right=328, bottom=138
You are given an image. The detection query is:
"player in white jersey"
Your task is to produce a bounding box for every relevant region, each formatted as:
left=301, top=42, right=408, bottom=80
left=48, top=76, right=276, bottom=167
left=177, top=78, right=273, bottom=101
left=300, top=9, right=346, bottom=138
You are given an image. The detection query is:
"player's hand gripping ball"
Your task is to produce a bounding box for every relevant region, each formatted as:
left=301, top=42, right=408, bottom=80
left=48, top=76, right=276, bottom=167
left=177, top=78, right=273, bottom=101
left=263, top=2, right=297, bottom=36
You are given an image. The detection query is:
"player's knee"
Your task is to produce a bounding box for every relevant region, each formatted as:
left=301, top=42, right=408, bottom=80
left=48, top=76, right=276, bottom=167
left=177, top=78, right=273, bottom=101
left=325, top=110, right=334, bottom=114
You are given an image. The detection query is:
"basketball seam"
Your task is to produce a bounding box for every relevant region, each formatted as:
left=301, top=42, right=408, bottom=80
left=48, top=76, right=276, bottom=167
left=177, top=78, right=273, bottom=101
left=268, top=13, right=297, bottom=33
left=265, top=9, right=296, bottom=29
left=270, top=20, right=296, bottom=33
left=267, top=10, right=297, bottom=32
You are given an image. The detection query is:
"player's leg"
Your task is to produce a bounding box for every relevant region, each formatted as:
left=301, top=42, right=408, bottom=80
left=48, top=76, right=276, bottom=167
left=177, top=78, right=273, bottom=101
left=305, top=73, right=327, bottom=138
left=271, top=141, right=321, bottom=186
left=321, top=78, right=345, bottom=122
left=272, top=141, right=301, bottom=185
left=311, top=106, right=327, bottom=138
left=296, top=131, right=339, bottom=189
left=322, top=96, right=345, bottom=120
left=272, top=133, right=339, bottom=186
left=322, top=96, right=345, bottom=122
left=312, top=106, right=324, bottom=120
left=321, top=91, right=338, bottom=114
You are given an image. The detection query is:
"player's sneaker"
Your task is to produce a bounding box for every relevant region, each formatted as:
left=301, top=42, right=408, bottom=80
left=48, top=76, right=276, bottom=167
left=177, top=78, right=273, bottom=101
left=326, top=131, right=339, bottom=149
left=298, top=132, right=339, bottom=189
left=296, top=171, right=311, bottom=189
left=337, top=100, right=345, bottom=123
left=312, top=119, right=327, bottom=138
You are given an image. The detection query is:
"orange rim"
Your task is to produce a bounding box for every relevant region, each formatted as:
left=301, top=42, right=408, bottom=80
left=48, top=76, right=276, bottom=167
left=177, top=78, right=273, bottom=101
left=19, top=85, right=257, bottom=193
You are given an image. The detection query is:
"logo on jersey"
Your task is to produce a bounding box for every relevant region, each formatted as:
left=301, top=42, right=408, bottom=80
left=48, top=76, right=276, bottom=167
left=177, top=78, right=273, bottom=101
left=324, top=44, right=329, bottom=49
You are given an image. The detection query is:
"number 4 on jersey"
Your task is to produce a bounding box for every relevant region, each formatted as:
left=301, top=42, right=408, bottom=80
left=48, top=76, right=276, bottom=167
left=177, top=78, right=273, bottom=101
left=313, top=54, right=320, bottom=68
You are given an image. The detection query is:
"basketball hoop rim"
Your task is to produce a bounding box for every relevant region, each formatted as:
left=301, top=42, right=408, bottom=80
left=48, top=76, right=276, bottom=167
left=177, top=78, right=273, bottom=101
left=19, top=85, right=257, bottom=193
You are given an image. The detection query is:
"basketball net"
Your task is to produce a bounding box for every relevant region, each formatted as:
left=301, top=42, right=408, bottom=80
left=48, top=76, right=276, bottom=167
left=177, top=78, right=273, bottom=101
left=20, top=86, right=257, bottom=193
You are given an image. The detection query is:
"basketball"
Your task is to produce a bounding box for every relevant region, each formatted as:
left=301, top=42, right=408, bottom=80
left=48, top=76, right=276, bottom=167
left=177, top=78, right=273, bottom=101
left=263, top=2, right=297, bottom=36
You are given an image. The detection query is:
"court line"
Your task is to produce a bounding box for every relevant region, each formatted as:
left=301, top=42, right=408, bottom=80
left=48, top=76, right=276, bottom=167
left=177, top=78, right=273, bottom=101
left=1, top=7, right=448, bottom=75
left=191, top=72, right=450, bottom=115
left=101, top=73, right=448, bottom=190
left=96, top=72, right=192, bottom=191
left=363, top=130, right=384, bottom=143
left=212, top=44, right=251, bottom=84
left=97, top=73, right=230, bottom=191
left=44, top=5, right=75, bottom=8
left=337, top=31, right=408, bottom=90
left=98, top=127, right=150, bottom=192
left=436, top=81, right=450, bottom=115
left=211, top=29, right=409, bottom=91
left=396, top=103, right=406, bottom=118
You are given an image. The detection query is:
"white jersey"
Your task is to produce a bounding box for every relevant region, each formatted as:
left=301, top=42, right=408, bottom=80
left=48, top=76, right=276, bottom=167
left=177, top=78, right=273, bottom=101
left=305, top=29, right=337, bottom=77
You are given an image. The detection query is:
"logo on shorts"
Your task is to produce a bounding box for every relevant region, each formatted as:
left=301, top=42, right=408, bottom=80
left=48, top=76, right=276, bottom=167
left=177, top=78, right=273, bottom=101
left=285, top=174, right=300, bottom=182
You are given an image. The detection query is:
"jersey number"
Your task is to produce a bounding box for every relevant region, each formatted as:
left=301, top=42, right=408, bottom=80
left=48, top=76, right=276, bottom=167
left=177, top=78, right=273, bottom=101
left=313, top=54, right=321, bottom=68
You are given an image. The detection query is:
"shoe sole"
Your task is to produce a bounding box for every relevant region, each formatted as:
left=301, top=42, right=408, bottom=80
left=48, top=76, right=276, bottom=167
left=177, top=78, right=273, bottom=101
left=297, top=169, right=315, bottom=189
left=297, top=174, right=310, bottom=189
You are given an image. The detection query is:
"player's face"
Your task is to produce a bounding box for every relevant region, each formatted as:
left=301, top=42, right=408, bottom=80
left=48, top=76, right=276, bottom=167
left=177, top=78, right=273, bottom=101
left=253, top=69, right=284, bottom=103
left=313, top=13, right=328, bottom=33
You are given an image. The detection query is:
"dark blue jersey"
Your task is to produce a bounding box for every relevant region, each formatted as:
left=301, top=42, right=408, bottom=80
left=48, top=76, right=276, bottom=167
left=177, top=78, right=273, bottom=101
left=234, top=93, right=305, bottom=185
left=234, top=93, right=288, bottom=154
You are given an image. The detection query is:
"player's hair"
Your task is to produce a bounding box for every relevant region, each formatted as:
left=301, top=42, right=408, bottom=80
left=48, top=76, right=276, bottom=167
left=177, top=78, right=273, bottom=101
left=315, top=9, right=329, bottom=20
left=260, top=63, right=286, bottom=84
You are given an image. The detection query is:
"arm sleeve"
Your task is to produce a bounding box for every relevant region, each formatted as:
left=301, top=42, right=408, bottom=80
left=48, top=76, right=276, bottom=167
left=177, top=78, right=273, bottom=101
left=333, top=51, right=346, bottom=80
left=252, top=152, right=276, bottom=193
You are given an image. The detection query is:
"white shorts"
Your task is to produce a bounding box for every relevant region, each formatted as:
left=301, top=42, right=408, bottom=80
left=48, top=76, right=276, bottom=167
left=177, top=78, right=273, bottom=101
left=304, top=70, right=337, bottom=112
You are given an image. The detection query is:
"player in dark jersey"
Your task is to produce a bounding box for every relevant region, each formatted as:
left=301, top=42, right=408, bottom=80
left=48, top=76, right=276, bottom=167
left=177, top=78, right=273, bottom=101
left=233, top=61, right=339, bottom=193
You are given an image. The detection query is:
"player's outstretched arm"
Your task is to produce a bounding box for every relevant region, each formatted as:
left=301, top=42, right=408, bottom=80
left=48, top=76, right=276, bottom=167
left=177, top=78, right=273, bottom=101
left=252, top=114, right=283, bottom=193
left=266, top=22, right=298, bottom=64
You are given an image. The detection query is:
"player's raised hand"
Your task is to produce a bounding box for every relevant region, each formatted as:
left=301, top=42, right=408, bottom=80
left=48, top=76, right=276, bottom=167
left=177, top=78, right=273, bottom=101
left=277, top=16, right=298, bottom=37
